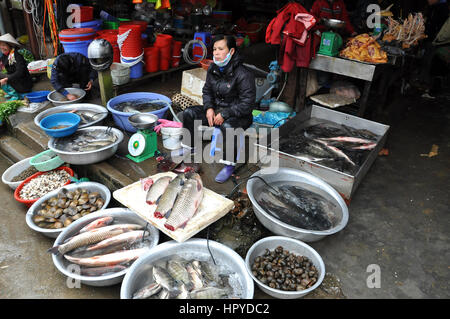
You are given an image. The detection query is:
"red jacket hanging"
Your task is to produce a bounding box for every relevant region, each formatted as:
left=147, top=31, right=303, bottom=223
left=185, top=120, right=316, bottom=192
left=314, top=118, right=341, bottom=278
left=310, top=0, right=355, bottom=35
left=266, top=2, right=318, bottom=72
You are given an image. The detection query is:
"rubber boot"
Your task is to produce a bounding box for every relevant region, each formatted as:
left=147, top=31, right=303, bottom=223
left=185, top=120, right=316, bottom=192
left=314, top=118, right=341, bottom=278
left=215, top=165, right=235, bottom=183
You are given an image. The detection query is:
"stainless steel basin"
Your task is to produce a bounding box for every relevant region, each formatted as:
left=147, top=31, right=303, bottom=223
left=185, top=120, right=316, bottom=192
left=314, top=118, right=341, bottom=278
left=120, top=238, right=254, bottom=299
left=48, top=126, right=124, bottom=165
left=247, top=168, right=349, bottom=242
left=51, top=207, right=160, bottom=287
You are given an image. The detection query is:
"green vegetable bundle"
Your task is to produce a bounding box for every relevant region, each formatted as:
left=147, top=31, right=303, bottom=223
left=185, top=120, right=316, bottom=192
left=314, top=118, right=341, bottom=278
left=0, top=100, right=24, bottom=122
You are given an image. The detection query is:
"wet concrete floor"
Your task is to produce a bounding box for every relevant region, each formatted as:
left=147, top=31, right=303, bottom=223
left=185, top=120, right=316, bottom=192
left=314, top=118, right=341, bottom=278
left=0, top=64, right=449, bottom=299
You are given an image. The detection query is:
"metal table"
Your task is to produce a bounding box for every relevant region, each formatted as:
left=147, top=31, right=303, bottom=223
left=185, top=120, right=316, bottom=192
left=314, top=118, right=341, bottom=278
left=295, top=54, right=386, bottom=118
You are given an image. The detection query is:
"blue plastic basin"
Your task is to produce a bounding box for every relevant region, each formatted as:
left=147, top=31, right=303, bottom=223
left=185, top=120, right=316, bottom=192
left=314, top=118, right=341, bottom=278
left=106, top=92, right=171, bottom=132
left=39, top=112, right=81, bottom=138
left=26, top=91, right=51, bottom=103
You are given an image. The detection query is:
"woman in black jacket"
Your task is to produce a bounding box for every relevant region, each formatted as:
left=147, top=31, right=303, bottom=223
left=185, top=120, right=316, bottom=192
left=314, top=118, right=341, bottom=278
left=0, top=33, right=33, bottom=100
left=181, top=35, right=256, bottom=183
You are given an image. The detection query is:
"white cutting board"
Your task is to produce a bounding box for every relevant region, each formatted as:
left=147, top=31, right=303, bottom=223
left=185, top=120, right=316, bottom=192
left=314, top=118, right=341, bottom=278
left=113, top=172, right=235, bottom=242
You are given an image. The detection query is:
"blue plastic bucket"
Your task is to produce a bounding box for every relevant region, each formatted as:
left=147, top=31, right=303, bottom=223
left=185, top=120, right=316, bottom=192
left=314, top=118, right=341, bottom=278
left=61, top=39, right=93, bottom=57
left=72, top=19, right=102, bottom=31
left=106, top=92, right=171, bottom=132
left=121, top=56, right=143, bottom=79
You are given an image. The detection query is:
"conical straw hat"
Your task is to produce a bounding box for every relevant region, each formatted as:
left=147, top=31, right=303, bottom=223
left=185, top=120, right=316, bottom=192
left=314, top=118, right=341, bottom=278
left=0, top=33, right=21, bottom=48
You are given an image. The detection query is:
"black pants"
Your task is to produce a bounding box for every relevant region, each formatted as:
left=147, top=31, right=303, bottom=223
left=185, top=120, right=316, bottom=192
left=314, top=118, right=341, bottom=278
left=182, top=105, right=253, bottom=164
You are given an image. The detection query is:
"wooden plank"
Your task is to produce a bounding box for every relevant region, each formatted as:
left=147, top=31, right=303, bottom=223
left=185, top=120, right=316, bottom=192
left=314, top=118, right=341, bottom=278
left=113, top=172, right=235, bottom=243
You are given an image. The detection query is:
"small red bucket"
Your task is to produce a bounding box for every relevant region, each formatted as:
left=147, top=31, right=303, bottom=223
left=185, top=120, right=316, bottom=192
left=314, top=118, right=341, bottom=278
left=77, top=6, right=94, bottom=23
left=171, top=41, right=182, bottom=68
left=144, top=46, right=160, bottom=73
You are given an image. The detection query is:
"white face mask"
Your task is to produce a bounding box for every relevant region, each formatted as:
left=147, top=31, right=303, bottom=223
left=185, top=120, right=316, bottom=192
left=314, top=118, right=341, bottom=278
left=213, top=50, right=233, bottom=67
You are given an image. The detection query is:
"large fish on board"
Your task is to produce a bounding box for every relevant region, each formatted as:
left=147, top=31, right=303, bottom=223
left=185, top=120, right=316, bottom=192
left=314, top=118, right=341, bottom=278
left=154, top=174, right=186, bottom=218
left=146, top=176, right=172, bottom=205
left=64, top=248, right=148, bottom=267
left=164, top=173, right=204, bottom=231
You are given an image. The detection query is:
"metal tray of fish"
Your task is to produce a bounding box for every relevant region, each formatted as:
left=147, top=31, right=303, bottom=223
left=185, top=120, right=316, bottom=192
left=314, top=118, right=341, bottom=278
left=254, top=105, right=390, bottom=202
left=34, top=103, right=109, bottom=129
left=113, top=172, right=235, bottom=243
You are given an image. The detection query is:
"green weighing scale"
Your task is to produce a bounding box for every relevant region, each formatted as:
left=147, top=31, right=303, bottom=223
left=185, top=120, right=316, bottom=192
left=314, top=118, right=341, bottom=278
left=318, top=19, right=346, bottom=57
left=126, top=113, right=159, bottom=163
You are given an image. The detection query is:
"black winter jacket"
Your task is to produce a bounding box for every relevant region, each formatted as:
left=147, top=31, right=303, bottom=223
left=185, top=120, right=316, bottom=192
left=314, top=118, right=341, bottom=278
left=0, top=50, right=33, bottom=93
left=51, top=52, right=98, bottom=96
left=202, top=52, right=256, bottom=120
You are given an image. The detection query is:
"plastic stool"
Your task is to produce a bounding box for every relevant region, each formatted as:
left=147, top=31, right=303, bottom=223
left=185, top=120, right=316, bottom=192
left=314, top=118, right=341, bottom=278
left=193, top=32, right=212, bottom=61
left=209, top=127, right=245, bottom=162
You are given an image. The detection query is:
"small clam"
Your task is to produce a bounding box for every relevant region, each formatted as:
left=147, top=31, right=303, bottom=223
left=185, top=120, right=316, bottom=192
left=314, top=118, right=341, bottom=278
left=57, top=198, right=67, bottom=208
left=95, top=198, right=105, bottom=209
left=72, top=213, right=82, bottom=220
left=54, top=208, right=63, bottom=219
left=78, top=197, right=88, bottom=205
left=63, top=217, right=73, bottom=227
left=53, top=222, right=64, bottom=229
left=33, top=215, right=45, bottom=223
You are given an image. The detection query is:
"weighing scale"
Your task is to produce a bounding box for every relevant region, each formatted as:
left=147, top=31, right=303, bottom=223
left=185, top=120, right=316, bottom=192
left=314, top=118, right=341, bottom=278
left=126, top=113, right=159, bottom=163
left=318, top=19, right=346, bottom=57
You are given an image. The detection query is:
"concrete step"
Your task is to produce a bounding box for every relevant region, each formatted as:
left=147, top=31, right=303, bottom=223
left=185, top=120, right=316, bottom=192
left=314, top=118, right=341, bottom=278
left=13, top=121, right=49, bottom=153
left=0, top=135, right=36, bottom=163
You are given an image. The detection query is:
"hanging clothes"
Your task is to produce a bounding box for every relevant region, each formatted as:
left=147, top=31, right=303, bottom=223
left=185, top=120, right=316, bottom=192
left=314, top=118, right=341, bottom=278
left=310, top=0, right=355, bottom=35
left=266, top=2, right=318, bottom=72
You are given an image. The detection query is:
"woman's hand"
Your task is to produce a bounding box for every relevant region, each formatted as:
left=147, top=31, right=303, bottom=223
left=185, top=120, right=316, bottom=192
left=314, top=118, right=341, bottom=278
left=66, top=94, right=78, bottom=101
left=85, top=80, right=93, bottom=91
left=206, top=108, right=215, bottom=127
left=0, top=78, right=8, bottom=86
left=214, top=113, right=224, bottom=126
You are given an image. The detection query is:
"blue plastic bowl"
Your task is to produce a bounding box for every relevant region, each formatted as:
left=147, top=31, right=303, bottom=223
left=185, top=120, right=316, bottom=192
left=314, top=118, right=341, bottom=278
left=39, top=112, right=81, bottom=138
left=26, top=91, right=51, bottom=103
left=106, top=92, right=171, bottom=132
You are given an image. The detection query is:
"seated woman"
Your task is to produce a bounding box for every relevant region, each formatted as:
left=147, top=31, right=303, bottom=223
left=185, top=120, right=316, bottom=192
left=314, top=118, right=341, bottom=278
left=181, top=35, right=256, bottom=183
left=51, top=52, right=98, bottom=101
left=0, top=33, right=33, bottom=101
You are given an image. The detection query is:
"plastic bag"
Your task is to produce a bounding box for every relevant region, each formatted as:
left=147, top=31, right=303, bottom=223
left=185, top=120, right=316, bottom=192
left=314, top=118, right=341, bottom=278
left=330, top=81, right=361, bottom=100
left=253, top=111, right=296, bottom=128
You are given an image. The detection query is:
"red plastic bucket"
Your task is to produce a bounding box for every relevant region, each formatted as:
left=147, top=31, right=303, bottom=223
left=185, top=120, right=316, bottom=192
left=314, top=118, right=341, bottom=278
left=120, top=20, right=148, bottom=33
left=154, top=34, right=173, bottom=48
left=119, top=25, right=142, bottom=58
left=171, top=40, right=182, bottom=68
left=72, top=6, right=93, bottom=23
left=159, top=45, right=171, bottom=71
left=144, top=46, right=159, bottom=73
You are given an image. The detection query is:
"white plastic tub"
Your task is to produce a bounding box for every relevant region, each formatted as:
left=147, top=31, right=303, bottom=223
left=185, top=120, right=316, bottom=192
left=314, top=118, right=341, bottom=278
left=111, top=63, right=130, bottom=85
left=161, top=126, right=183, bottom=150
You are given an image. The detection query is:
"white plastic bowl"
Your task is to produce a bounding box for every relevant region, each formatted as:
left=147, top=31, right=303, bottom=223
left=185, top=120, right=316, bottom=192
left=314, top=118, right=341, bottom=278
left=1, top=157, right=34, bottom=190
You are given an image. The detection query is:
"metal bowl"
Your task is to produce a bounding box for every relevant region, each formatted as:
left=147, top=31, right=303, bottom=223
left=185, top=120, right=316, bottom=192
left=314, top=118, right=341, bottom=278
left=34, top=103, right=108, bottom=129
left=25, top=182, right=111, bottom=238
left=48, top=88, right=86, bottom=107
left=128, top=113, right=159, bottom=130
left=322, top=18, right=346, bottom=29
left=245, top=236, right=325, bottom=299
left=51, top=208, right=160, bottom=287
left=1, top=156, right=34, bottom=190
left=120, top=238, right=254, bottom=299
left=48, top=126, right=124, bottom=165
left=247, top=168, right=349, bottom=242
